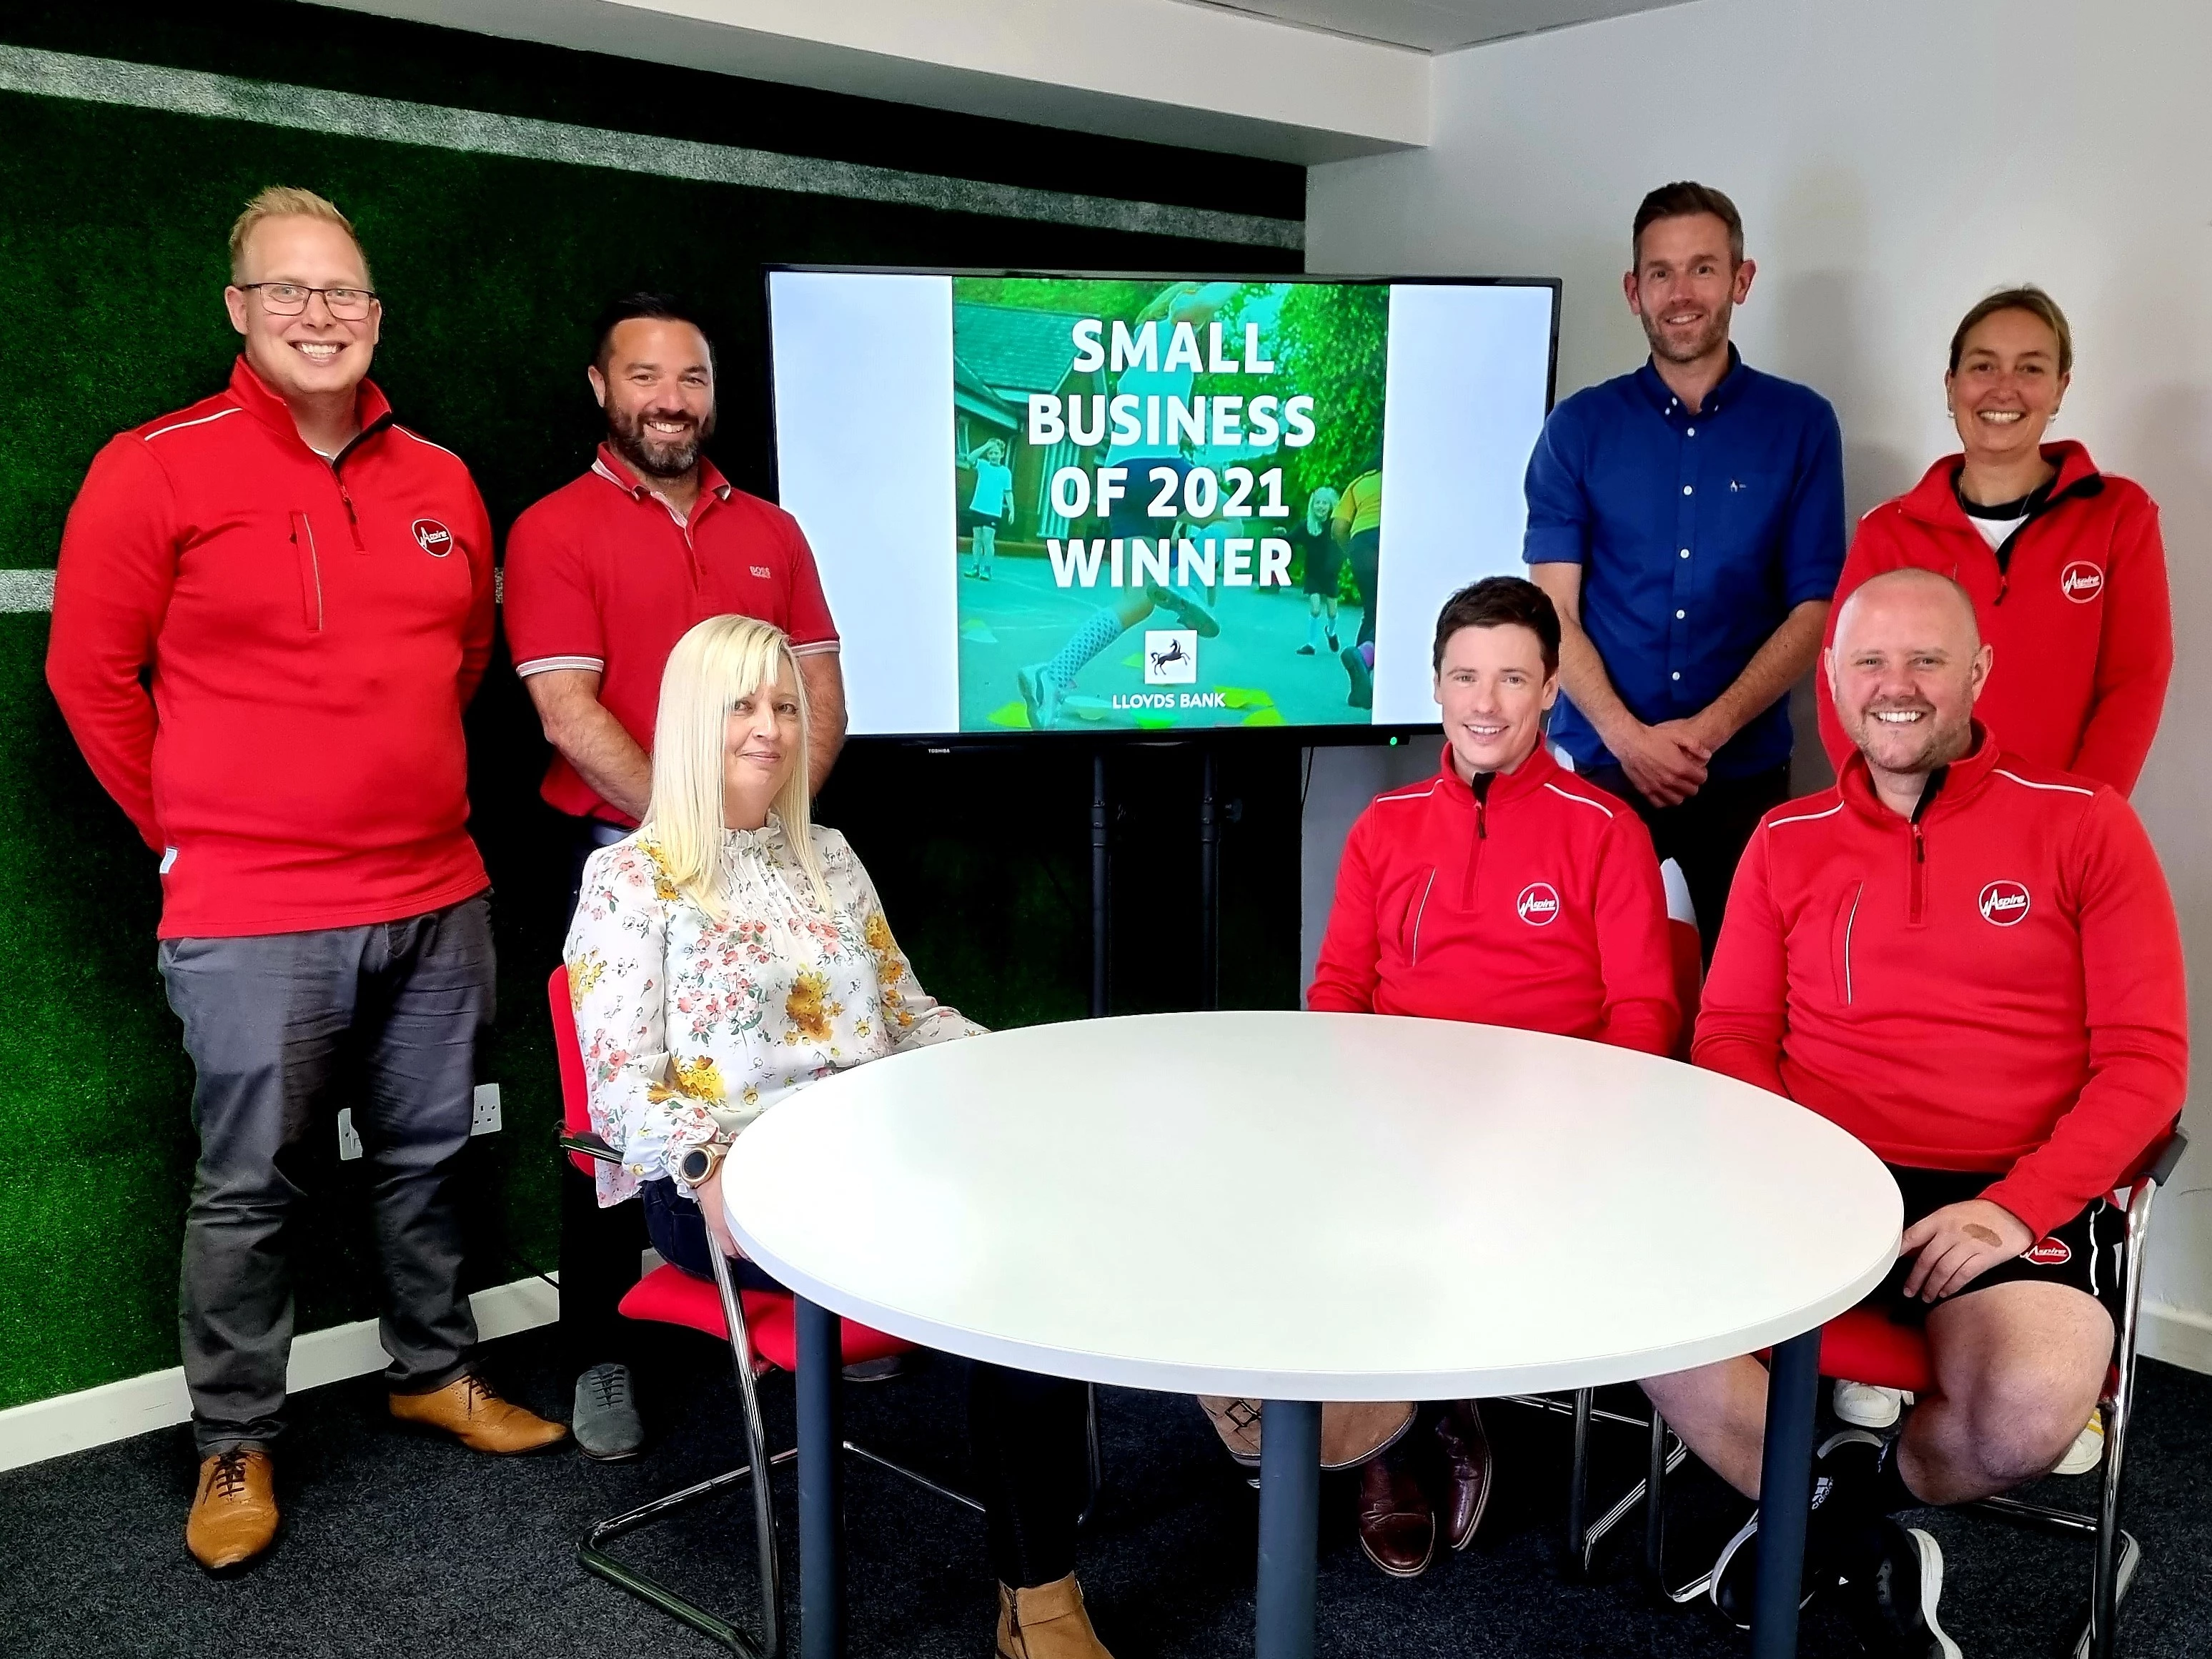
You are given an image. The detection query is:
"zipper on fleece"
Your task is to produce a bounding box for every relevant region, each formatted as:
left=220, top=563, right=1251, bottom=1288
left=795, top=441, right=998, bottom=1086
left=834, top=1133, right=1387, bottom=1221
left=1462, top=772, right=1493, bottom=906
left=290, top=511, right=324, bottom=633
left=1408, top=869, right=1437, bottom=966
left=1906, top=766, right=1948, bottom=925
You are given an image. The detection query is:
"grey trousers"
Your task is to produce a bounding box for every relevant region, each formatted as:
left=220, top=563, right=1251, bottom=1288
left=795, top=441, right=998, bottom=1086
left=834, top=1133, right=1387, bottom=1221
left=159, top=894, right=495, bottom=1455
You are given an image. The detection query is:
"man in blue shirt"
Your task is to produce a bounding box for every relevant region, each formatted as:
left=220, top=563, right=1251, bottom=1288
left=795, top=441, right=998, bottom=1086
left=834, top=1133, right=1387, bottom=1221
left=1525, top=182, right=1844, bottom=956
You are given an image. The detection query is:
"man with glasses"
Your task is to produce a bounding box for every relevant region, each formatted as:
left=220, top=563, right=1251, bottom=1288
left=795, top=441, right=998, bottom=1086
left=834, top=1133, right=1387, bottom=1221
left=502, top=292, right=844, bottom=1459
left=48, top=187, right=565, bottom=1574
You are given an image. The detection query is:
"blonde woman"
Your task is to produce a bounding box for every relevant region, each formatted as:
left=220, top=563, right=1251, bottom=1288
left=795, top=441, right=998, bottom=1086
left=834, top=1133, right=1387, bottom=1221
left=565, top=615, right=1115, bottom=1658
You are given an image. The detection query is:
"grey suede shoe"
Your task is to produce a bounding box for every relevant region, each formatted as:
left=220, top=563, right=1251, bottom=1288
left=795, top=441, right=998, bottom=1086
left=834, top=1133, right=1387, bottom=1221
left=572, top=1362, right=644, bottom=1461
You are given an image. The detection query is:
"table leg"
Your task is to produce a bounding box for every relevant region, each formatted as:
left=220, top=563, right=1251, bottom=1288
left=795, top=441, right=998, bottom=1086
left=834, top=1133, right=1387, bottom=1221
left=1256, top=1400, right=1321, bottom=1659
left=1752, top=1329, right=1822, bottom=1659
left=795, top=1296, right=844, bottom=1659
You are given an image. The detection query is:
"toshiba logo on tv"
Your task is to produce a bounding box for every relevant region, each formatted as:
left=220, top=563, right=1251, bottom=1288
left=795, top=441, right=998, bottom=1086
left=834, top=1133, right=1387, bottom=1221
left=1978, top=881, right=2030, bottom=925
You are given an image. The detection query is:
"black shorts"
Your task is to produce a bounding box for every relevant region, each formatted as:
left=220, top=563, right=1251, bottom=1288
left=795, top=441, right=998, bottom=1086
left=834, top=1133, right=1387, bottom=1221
left=1300, top=536, right=1345, bottom=596
left=959, top=505, right=1005, bottom=534
left=1864, top=1165, right=2125, bottom=1324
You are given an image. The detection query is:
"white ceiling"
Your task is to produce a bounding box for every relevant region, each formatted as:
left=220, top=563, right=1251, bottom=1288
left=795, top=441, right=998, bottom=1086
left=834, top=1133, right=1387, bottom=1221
left=1179, top=0, right=1695, bottom=53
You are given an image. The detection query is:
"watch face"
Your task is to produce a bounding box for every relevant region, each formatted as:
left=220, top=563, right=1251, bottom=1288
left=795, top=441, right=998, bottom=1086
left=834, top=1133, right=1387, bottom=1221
left=679, top=1147, right=710, bottom=1183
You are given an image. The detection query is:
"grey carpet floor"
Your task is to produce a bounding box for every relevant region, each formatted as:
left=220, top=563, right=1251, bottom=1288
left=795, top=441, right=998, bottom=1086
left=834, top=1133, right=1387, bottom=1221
left=4, top=1325, right=2206, bottom=1658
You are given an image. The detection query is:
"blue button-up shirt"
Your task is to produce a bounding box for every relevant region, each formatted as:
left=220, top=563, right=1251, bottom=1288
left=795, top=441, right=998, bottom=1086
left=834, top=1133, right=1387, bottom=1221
left=1522, top=349, right=1844, bottom=779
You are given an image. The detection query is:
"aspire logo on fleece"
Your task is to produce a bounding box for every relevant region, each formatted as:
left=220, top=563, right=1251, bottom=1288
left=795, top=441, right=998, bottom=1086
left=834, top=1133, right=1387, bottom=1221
left=1516, top=882, right=1560, bottom=926
left=2060, top=561, right=2105, bottom=603
left=1978, top=881, right=2030, bottom=925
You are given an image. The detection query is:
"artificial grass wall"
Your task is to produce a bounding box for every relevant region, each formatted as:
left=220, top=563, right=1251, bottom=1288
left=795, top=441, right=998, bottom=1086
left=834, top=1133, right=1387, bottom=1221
left=0, top=3, right=1304, bottom=1412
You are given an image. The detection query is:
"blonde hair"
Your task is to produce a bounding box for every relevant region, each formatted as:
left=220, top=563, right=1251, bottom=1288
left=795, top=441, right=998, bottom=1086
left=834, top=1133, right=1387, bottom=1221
left=229, top=187, right=373, bottom=285
left=645, top=615, right=830, bottom=920
left=1950, top=284, right=2073, bottom=377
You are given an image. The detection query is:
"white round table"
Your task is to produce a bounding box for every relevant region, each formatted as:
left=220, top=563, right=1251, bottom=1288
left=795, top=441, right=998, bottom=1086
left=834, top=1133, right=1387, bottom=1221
left=723, top=1011, right=1901, bottom=1659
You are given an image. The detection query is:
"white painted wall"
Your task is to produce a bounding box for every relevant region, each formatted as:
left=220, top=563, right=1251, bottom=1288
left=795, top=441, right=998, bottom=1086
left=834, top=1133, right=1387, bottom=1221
left=1304, top=0, right=2212, bottom=1366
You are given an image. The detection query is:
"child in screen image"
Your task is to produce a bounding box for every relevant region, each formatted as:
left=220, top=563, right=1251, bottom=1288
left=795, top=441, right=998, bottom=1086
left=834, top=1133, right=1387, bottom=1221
left=1294, top=485, right=1343, bottom=655
left=961, top=437, right=1016, bottom=581
left=1334, top=455, right=1384, bottom=708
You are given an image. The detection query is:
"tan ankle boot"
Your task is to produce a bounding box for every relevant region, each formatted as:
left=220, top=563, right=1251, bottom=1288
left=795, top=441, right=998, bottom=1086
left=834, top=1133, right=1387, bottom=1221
left=996, top=1575, right=1115, bottom=1659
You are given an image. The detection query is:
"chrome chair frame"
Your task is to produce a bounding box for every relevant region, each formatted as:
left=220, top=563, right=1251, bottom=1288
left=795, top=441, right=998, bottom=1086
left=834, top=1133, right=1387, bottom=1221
left=560, top=1130, right=1103, bottom=1658
left=1557, top=1133, right=2183, bottom=1657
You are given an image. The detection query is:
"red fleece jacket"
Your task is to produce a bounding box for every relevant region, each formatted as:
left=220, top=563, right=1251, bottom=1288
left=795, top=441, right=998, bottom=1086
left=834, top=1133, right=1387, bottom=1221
left=1695, top=729, right=2186, bottom=1238
left=1309, top=744, right=1678, bottom=1056
left=1817, top=441, right=2171, bottom=795
left=46, top=360, right=495, bottom=938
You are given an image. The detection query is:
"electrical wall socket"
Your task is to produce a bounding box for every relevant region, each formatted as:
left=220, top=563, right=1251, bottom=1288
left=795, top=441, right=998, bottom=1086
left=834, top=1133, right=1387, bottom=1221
left=471, top=1083, right=502, bottom=1137
left=337, top=1108, right=363, bottom=1161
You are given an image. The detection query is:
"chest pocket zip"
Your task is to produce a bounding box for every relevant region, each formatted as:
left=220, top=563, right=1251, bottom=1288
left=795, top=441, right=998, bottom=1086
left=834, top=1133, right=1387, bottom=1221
left=291, top=511, right=324, bottom=632
left=1842, top=882, right=1863, bottom=1004
left=1408, top=869, right=1437, bottom=966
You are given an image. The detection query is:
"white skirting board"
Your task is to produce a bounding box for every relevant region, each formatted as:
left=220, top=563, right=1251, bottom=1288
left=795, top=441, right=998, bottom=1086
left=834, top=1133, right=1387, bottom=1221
left=6, top=1278, right=2207, bottom=1475
left=0, top=1274, right=560, bottom=1474
left=2141, top=1300, right=2212, bottom=1377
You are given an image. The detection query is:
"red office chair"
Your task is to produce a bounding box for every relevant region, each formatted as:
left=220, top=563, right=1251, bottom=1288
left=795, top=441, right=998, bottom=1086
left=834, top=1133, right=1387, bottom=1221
left=551, top=965, right=1022, bottom=1658
left=1615, top=1130, right=2186, bottom=1658
left=1507, top=858, right=1706, bottom=1573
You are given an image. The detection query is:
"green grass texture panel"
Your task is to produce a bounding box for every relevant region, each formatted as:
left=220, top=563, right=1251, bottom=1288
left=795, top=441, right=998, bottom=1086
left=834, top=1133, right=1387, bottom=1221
left=0, top=82, right=1296, bottom=1411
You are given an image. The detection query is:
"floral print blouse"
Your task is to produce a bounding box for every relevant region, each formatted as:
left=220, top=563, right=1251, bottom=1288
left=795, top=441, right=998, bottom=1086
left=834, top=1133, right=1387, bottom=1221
left=564, top=817, right=983, bottom=1206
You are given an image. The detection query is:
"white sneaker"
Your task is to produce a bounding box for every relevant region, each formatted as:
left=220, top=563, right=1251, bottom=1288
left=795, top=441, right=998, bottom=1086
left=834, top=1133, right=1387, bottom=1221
left=1016, top=664, right=1062, bottom=731
left=1833, top=1380, right=1906, bottom=1429
left=2053, top=1413, right=2104, bottom=1476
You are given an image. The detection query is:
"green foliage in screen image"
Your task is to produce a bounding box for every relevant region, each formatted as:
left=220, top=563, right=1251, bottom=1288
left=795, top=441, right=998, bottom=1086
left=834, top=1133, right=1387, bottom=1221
left=1261, top=283, right=1389, bottom=515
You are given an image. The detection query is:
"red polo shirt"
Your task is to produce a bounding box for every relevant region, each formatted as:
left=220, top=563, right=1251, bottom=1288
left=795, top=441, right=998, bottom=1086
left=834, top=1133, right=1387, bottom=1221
left=47, top=358, right=495, bottom=938
left=503, top=445, right=840, bottom=822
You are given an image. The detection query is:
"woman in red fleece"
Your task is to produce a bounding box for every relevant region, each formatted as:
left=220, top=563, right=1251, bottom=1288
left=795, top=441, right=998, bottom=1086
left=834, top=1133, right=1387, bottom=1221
left=1816, top=287, right=2171, bottom=794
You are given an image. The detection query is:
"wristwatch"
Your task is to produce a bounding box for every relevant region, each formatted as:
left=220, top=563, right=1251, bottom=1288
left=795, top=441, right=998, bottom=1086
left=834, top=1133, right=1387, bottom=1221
left=674, top=1139, right=727, bottom=1190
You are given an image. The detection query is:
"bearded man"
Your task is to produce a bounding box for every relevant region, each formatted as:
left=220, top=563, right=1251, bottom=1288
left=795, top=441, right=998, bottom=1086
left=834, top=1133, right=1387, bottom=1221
left=1522, top=182, right=1845, bottom=956
left=503, top=291, right=845, bottom=1458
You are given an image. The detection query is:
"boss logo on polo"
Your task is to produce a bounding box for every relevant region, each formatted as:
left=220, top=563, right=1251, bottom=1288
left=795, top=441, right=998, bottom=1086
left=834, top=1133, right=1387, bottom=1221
left=2025, top=1237, right=2073, bottom=1267
left=1516, top=883, right=1561, bottom=926
left=2060, top=561, right=2104, bottom=603
left=1978, top=880, right=2031, bottom=925
left=412, top=517, right=454, bottom=557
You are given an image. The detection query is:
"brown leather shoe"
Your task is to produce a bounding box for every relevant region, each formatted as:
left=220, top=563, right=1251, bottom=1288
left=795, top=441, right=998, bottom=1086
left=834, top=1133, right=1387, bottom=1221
left=996, top=1575, right=1116, bottom=1658
left=1357, top=1454, right=1435, bottom=1578
left=389, top=1372, right=568, bottom=1454
left=186, top=1448, right=278, bottom=1571
left=1434, top=1400, right=1494, bottom=1550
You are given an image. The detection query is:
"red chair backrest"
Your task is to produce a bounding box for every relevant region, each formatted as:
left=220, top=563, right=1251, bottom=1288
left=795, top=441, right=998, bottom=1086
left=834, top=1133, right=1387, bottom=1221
left=1660, top=858, right=1703, bottom=1061
left=548, top=964, right=597, bottom=1175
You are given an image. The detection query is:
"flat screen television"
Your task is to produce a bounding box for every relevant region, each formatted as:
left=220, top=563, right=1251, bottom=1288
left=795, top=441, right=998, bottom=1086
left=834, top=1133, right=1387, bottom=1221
left=766, top=269, right=1559, bottom=741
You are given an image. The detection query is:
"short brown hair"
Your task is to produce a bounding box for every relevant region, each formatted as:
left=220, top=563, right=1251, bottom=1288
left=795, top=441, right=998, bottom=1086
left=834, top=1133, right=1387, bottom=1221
left=1433, top=576, right=1560, bottom=674
left=1632, top=182, right=1744, bottom=267
left=228, top=187, right=372, bottom=285
left=1948, top=285, right=2073, bottom=377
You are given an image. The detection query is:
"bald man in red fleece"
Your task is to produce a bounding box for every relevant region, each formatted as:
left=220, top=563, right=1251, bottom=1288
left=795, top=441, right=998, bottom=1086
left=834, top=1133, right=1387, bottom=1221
left=1309, top=575, right=1676, bottom=1580
left=1643, top=568, right=2186, bottom=1658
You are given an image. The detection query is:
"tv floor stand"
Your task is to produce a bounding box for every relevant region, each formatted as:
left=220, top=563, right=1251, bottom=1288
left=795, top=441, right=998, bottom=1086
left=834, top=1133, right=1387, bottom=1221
left=1088, top=744, right=1224, bottom=1020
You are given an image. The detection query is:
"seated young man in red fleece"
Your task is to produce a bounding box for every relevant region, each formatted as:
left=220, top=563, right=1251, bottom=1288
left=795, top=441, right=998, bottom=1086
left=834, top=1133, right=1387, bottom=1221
left=1645, top=568, right=2186, bottom=1659
left=1308, top=575, right=1678, bottom=1580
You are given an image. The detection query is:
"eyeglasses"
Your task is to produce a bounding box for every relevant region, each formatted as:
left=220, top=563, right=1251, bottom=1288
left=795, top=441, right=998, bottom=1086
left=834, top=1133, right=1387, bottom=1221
left=237, top=282, right=378, bottom=320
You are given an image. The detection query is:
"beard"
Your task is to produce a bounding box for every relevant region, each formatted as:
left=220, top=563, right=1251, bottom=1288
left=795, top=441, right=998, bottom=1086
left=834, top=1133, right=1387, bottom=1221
left=1639, top=302, right=1732, bottom=366
left=1852, top=700, right=1973, bottom=776
left=607, top=402, right=714, bottom=480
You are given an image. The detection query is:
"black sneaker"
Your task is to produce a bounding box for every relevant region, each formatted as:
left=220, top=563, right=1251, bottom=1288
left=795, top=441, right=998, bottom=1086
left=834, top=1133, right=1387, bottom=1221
left=1710, top=1510, right=1827, bottom=1629
left=1837, top=1520, right=1960, bottom=1658
left=1295, top=643, right=1317, bottom=655
left=1712, top=1429, right=1886, bottom=1628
